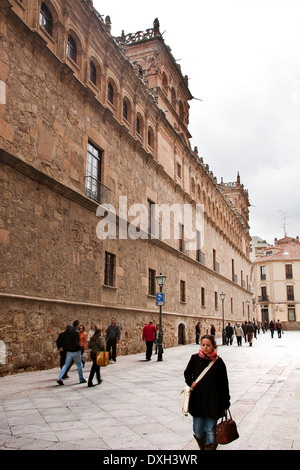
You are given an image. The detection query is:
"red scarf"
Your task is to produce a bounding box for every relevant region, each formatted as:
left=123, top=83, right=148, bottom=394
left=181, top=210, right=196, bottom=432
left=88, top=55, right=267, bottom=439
left=198, top=349, right=218, bottom=360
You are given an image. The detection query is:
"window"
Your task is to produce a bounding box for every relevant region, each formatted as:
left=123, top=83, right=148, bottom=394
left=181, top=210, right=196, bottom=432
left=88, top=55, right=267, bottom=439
left=196, top=230, right=204, bottom=263
left=67, top=35, right=77, bottom=62
left=148, top=269, right=156, bottom=296
left=107, top=82, right=114, bottom=104
left=148, top=127, right=154, bottom=148
left=180, top=280, right=186, bottom=303
left=85, top=142, right=102, bottom=202
left=176, top=163, right=182, bottom=179
left=260, top=265, right=266, bottom=280
left=123, top=99, right=128, bottom=121
left=136, top=115, right=143, bottom=136
left=261, top=286, right=268, bottom=301
left=214, top=292, right=218, bottom=309
left=201, top=287, right=205, bottom=307
left=179, top=223, right=185, bottom=252
left=287, top=285, right=294, bottom=301
left=285, top=264, right=293, bottom=279
left=288, top=305, right=296, bottom=322
left=40, top=3, right=53, bottom=36
left=104, top=252, right=115, bottom=287
left=89, top=61, right=97, bottom=85
left=147, top=199, right=155, bottom=236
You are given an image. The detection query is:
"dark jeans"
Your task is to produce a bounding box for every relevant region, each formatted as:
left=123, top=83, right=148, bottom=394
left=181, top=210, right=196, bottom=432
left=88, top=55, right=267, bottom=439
left=88, top=352, right=101, bottom=385
left=237, top=336, right=242, bottom=346
left=145, top=341, right=154, bottom=360
left=106, top=338, right=117, bottom=361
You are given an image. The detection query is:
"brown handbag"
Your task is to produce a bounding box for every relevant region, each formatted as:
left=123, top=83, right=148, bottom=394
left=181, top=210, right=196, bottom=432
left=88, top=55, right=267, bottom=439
left=96, top=351, right=109, bottom=367
left=216, top=409, right=239, bottom=444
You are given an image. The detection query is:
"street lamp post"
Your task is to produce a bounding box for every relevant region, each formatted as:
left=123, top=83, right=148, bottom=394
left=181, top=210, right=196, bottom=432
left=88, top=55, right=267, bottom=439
left=220, top=292, right=226, bottom=345
left=155, top=273, right=166, bottom=362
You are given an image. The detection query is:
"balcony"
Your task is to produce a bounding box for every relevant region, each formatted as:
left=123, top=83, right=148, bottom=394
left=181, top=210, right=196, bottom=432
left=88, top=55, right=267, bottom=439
left=258, top=295, right=269, bottom=302
left=85, top=176, right=111, bottom=205
left=197, top=250, right=206, bottom=265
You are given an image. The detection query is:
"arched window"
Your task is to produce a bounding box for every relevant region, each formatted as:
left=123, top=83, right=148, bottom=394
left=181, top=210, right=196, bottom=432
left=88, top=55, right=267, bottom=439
left=67, top=35, right=77, bottom=63
left=107, top=82, right=114, bottom=104
left=89, top=61, right=97, bottom=85
left=40, top=2, right=53, bottom=36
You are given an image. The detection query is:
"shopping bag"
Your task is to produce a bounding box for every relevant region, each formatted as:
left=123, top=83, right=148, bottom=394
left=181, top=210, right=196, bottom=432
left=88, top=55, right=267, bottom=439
left=96, top=351, right=109, bottom=367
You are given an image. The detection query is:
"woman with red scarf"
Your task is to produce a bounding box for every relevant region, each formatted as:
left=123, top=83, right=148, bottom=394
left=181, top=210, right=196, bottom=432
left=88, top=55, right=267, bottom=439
left=184, top=334, right=230, bottom=450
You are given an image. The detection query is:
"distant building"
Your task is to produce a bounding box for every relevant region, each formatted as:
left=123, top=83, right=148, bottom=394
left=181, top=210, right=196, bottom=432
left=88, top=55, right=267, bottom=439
left=252, top=236, right=300, bottom=329
left=250, top=236, right=270, bottom=262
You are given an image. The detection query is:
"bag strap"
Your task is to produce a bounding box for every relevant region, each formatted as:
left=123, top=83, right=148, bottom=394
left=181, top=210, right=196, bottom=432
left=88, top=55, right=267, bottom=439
left=194, top=358, right=218, bottom=385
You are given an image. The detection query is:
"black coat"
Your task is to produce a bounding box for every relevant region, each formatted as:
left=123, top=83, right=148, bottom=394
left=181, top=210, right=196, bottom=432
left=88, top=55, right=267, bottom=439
left=56, top=326, right=80, bottom=352
left=184, top=354, right=230, bottom=420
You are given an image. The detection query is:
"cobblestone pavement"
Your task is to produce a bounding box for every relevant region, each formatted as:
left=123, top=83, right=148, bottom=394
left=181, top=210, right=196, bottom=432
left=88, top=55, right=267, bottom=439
left=0, top=331, right=299, bottom=451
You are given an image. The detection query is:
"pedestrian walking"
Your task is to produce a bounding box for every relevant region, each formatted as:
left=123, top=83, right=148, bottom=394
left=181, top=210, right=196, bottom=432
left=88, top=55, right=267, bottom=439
left=56, top=325, right=73, bottom=379
left=269, top=320, right=275, bottom=338
left=87, top=328, right=105, bottom=387
left=253, top=322, right=257, bottom=339
left=79, top=324, right=88, bottom=367
left=225, top=322, right=234, bottom=345
left=234, top=323, right=243, bottom=346
left=242, top=322, right=247, bottom=341
left=275, top=319, right=283, bottom=338
left=184, top=334, right=230, bottom=450
left=210, top=324, right=216, bottom=338
left=106, top=317, right=121, bottom=363
left=142, top=321, right=157, bottom=361
left=56, top=320, right=86, bottom=385
left=245, top=321, right=254, bottom=346
left=195, top=322, right=201, bottom=344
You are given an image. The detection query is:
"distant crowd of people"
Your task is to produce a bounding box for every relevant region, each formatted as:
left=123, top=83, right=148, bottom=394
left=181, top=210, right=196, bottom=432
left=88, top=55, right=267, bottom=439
left=195, top=319, right=284, bottom=348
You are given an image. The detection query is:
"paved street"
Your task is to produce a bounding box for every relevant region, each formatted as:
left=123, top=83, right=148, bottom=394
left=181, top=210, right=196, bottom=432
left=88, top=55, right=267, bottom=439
left=0, top=330, right=299, bottom=451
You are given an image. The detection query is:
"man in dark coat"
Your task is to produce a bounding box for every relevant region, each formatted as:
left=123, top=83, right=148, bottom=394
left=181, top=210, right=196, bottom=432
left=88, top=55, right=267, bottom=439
left=56, top=325, right=73, bottom=378
left=225, top=322, right=234, bottom=345
left=56, top=320, right=86, bottom=385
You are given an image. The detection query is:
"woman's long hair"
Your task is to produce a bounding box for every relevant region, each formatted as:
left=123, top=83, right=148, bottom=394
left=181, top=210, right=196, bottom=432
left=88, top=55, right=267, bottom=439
left=90, top=328, right=102, bottom=341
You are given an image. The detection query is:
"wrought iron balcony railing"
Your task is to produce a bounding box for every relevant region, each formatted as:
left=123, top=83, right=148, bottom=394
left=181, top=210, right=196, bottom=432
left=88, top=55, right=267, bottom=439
left=85, top=176, right=111, bottom=205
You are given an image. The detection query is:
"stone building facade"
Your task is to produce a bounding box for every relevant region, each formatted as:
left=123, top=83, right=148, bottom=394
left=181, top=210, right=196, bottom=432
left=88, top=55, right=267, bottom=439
left=0, top=0, right=252, bottom=375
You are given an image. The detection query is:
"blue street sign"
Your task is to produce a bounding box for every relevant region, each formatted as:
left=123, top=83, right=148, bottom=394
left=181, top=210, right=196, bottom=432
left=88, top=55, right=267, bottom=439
left=156, top=292, right=165, bottom=306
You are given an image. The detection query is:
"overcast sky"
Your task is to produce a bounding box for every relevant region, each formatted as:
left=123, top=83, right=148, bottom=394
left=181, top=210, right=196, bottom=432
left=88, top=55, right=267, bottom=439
left=94, top=0, right=300, bottom=245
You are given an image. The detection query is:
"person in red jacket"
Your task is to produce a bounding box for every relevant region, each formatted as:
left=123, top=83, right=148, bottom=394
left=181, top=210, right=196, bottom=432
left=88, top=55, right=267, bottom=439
left=142, top=321, right=157, bottom=361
